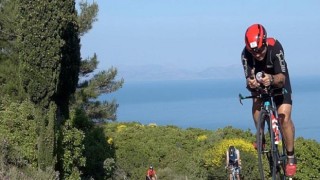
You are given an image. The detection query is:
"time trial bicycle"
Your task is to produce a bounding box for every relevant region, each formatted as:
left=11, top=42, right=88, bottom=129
left=239, top=86, right=292, bottom=180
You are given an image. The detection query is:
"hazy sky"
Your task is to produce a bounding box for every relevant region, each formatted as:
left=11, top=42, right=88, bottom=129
left=80, top=0, right=320, bottom=77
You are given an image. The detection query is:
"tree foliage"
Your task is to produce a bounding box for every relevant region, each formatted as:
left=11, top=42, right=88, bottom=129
left=17, top=0, right=80, bottom=108
left=294, top=137, right=320, bottom=179
left=0, top=0, right=18, bottom=55
left=16, top=0, right=82, bottom=171
left=75, top=67, right=123, bottom=121
left=60, top=115, right=86, bottom=179
left=0, top=97, right=38, bottom=167
left=77, top=0, right=98, bottom=36
left=0, top=0, right=23, bottom=99
left=0, top=0, right=124, bottom=178
left=18, top=0, right=64, bottom=105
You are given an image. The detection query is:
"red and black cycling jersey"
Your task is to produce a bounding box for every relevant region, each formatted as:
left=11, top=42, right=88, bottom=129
left=241, top=38, right=292, bottom=105
left=147, top=169, right=156, bottom=177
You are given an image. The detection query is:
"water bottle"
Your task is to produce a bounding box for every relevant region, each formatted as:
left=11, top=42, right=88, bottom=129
left=271, top=114, right=280, bottom=144
left=256, top=72, right=264, bottom=83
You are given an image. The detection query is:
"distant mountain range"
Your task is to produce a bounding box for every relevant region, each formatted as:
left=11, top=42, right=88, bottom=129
left=116, top=64, right=244, bottom=81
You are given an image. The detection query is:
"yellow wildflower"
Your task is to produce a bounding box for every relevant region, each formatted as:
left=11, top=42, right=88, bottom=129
left=107, top=137, right=113, bottom=145
left=117, top=124, right=127, bottom=132
left=197, top=135, right=208, bottom=142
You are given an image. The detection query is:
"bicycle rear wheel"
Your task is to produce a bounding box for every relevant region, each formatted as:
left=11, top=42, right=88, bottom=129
left=257, top=111, right=285, bottom=180
left=232, top=173, right=236, bottom=180
left=268, top=116, right=282, bottom=180
left=270, top=116, right=287, bottom=180
left=226, top=166, right=236, bottom=180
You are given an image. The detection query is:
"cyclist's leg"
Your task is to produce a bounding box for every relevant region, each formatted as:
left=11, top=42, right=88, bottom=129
left=277, top=103, right=295, bottom=154
left=235, top=167, right=241, bottom=180
left=252, top=98, right=266, bottom=146
left=252, top=97, right=261, bottom=128
left=278, top=103, right=296, bottom=176
left=228, top=168, right=232, bottom=180
left=227, top=166, right=233, bottom=180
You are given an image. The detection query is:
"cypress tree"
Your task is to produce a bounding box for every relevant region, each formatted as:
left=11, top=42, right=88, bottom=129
left=55, top=0, right=80, bottom=118
left=17, top=0, right=80, bottom=170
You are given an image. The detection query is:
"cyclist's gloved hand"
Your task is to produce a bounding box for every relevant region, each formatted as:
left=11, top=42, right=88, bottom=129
left=247, top=68, right=261, bottom=90
left=247, top=77, right=260, bottom=89
left=256, top=72, right=273, bottom=87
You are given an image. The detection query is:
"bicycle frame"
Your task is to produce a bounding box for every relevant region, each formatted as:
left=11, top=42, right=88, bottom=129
left=239, top=87, right=288, bottom=180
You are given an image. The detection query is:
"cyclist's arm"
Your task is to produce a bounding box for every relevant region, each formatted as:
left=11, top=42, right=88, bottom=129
left=271, top=73, right=285, bottom=88
left=226, top=151, right=229, bottom=167
left=242, top=51, right=260, bottom=91
left=258, top=72, right=285, bottom=88
left=236, top=150, right=241, bottom=166
left=146, top=171, right=151, bottom=179
left=272, top=42, right=287, bottom=88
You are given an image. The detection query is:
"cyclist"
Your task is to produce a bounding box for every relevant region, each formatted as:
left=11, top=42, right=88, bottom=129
left=226, top=146, right=241, bottom=180
left=241, top=23, right=297, bottom=177
left=146, top=165, right=157, bottom=180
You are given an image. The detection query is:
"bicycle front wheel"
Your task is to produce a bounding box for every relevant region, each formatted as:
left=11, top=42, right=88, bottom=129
left=257, top=109, right=267, bottom=180
left=232, top=169, right=237, bottom=180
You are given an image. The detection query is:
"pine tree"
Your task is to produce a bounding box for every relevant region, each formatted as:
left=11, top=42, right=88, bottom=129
left=78, top=0, right=98, bottom=36
left=75, top=1, right=124, bottom=122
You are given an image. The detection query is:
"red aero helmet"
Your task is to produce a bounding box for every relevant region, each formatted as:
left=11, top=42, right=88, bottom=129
left=245, top=24, right=267, bottom=51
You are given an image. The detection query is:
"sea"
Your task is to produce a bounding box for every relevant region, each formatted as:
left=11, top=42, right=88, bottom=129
left=100, top=76, right=320, bottom=142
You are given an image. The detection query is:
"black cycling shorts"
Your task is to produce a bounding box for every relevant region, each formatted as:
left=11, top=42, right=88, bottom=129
left=274, top=92, right=292, bottom=106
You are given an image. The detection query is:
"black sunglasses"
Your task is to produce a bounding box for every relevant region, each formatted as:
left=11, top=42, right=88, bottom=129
left=250, top=45, right=266, bottom=54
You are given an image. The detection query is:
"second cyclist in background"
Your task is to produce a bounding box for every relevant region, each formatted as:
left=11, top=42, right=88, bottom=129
left=146, top=165, right=157, bottom=180
left=226, top=146, right=241, bottom=180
